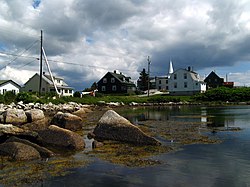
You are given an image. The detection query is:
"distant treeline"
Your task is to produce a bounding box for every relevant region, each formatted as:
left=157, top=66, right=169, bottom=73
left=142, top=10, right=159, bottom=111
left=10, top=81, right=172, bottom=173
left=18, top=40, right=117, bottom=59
left=194, top=87, right=250, bottom=102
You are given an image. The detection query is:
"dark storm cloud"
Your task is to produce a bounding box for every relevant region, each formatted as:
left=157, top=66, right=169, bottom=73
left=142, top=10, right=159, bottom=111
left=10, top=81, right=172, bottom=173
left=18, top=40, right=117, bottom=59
left=74, top=0, right=141, bottom=31
left=1, top=0, right=250, bottom=88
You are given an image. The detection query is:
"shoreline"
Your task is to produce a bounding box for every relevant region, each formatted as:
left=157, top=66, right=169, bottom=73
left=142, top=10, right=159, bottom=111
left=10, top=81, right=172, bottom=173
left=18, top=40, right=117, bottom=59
left=0, top=104, right=242, bottom=186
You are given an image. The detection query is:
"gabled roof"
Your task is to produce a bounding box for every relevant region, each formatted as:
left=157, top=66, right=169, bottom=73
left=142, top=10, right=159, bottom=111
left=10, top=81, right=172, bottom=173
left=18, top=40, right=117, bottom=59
left=24, top=73, right=52, bottom=85
left=173, top=68, right=198, bottom=75
left=24, top=73, right=72, bottom=89
left=100, top=71, right=135, bottom=85
left=172, top=68, right=204, bottom=82
left=0, top=80, right=21, bottom=88
left=204, top=71, right=223, bottom=81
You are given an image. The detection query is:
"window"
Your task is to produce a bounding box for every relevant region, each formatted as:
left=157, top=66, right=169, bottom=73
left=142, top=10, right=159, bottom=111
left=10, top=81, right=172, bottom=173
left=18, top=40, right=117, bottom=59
left=103, top=78, right=107, bottom=83
left=29, top=89, right=32, bottom=92
left=111, top=77, right=115, bottom=83
left=166, top=80, right=168, bottom=84
left=121, top=86, right=126, bottom=91
left=184, top=82, right=187, bottom=88
left=215, top=78, right=217, bottom=82
left=102, top=86, right=106, bottom=91
left=174, top=74, right=177, bottom=80
left=57, top=79, right=61, bottom=84
left=184, top=73, right=187, bottom=79
left=159, top=86, right=161, bottom=90
left=174, top=83, right=177, bottom=88
left=166, top=86, right=168, bottom=90
left=42, top=88, right=45, bottom=91
left=12, top=90, right=16, bottom=94
left=3, top=89, right=7, bottom=94
left=112, top=85, right=117, bottom=91
left=65, top=89, right=68, bottom=93
left=69, top=90, right=72, bottom=93
left=159, top=80, right=161, bottom=84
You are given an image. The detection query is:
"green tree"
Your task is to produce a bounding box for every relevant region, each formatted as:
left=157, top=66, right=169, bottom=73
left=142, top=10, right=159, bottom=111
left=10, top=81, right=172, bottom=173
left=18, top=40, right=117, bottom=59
left=137, top=68, right=149, bottom=91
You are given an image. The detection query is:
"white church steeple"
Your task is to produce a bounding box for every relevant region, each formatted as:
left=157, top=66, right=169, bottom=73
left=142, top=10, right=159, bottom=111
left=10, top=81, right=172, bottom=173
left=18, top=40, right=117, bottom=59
left=169, top=60, right=174, bottom=74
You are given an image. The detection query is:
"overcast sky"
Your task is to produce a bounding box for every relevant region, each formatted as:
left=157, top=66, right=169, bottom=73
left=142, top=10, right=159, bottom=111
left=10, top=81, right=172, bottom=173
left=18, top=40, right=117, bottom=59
left=1, top=0, right=250, bottom=90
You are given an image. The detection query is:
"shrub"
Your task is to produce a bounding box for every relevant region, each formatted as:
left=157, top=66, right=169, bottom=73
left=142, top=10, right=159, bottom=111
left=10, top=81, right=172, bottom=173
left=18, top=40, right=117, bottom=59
left=0, top=94, right=4, bottom=103
left=16, top=92, right=37, bottom=103
left=4, top=91, right=16, bottom=104
left=73, top=91, right=81, bottom=98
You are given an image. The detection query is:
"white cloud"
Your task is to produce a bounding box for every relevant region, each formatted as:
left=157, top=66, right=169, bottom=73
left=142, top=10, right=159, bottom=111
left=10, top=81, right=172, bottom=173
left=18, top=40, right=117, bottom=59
left=0, top=66, right=36, bottom=85
left=1, top=0, right=250, bottom=89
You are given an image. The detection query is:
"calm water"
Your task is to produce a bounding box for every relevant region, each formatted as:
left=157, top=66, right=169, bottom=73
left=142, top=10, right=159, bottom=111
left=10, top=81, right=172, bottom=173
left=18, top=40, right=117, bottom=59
left=42, top=105, right=250, bottom=187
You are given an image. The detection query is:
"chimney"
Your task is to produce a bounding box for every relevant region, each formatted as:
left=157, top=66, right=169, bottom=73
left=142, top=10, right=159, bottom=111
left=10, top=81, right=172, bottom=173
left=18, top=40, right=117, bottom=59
left=114, top=70, right=116, bottom=74
left=187, top=66, right=191, bottom=71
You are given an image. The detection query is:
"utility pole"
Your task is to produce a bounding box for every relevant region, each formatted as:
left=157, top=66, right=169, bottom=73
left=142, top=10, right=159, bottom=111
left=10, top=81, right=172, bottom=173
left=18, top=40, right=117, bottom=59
left=147, top=56, right=151, bottom=97
left=39, top=30, right=43, bottom=96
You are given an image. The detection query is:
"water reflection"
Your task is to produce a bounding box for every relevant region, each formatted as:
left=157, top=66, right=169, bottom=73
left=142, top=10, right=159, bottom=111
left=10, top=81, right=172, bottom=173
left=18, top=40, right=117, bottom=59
left=41, top=105, right=250, bottom=187
left=119, top=105, right=250, bottom=129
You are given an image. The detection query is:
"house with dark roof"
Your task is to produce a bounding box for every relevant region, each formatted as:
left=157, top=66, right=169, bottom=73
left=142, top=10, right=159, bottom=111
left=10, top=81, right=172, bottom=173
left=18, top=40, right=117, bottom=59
left=204, top=71, right=224, bottom=89
left=97, top=70, right=136, bottom=94
left=0, top=80, right=21, bottom=95
left=22, top=73, right=74, bottom=96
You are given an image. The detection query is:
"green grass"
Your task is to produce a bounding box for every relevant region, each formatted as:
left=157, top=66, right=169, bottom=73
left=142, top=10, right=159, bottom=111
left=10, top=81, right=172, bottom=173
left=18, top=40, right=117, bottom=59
left=2, top=92, right=192, bottom=105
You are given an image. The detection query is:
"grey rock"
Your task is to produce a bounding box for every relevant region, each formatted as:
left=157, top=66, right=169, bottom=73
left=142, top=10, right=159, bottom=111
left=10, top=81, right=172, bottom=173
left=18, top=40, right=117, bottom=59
left=2, top=109, right=27, bottom=125
left=38, top=125, right=85, bottom=151
left=0, top=142, right=41, bottom=161
left=25, top=109, right=45, bottom=123
left=93, top=110, right=161, bottom=146
left=6, top=136, right=54, bottom=158
left=51, top=112, right=83, bottom=131
left=0, top=124, right=39, bottom=143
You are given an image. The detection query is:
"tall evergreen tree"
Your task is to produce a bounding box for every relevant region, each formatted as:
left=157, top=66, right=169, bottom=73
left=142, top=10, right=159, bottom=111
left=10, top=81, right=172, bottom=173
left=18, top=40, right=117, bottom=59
left=137, top=68, right=149, bottom=91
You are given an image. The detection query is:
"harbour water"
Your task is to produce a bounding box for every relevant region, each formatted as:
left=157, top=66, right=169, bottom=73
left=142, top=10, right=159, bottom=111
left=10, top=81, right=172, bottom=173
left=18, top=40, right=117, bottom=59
left=27, top=105, right=250, bottom=186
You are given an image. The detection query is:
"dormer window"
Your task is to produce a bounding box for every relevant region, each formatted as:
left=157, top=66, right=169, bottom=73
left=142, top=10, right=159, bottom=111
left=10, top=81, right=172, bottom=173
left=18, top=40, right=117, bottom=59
left=103, top=78, right=107, bottom=83
left=184, top=73, right=187, bottom=79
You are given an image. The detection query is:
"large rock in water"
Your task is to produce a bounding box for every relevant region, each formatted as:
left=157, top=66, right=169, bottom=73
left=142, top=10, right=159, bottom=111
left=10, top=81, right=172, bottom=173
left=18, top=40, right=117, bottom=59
left=38, top=125, right=85, bottom=151
left=93, top=110, right=161, bottom=146
left=50, top=112, right=83, bottom=131
left=1, top=109, right=27, bottom=125
left=0, top=142, right=41, bottom=161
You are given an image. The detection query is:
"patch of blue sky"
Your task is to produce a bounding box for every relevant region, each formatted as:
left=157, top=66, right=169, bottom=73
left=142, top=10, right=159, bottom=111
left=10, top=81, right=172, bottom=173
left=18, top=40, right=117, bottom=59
left=32, top=0, right=41, bottom=9
left=85, top=37, right=94, bottom=44
left=0, top=42, right=7, bottom=51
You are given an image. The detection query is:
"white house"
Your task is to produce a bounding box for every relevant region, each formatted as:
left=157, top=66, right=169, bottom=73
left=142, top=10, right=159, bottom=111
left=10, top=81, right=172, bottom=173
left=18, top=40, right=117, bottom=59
left=22, top=73, right=74, bottom=96
left=155, top=76, right=169, bottom=91
left=155, top=60, right=174, bottom=91
left=0, top=80, right=21, bottom=95
left=168, top=67, right=206, bottom=95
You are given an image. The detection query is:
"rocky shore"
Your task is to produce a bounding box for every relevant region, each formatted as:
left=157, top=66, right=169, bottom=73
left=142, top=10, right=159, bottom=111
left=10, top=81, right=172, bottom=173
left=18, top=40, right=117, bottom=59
left=0, top=101, right=164, bottom=162
left=0, top=101, right=224, bottom=186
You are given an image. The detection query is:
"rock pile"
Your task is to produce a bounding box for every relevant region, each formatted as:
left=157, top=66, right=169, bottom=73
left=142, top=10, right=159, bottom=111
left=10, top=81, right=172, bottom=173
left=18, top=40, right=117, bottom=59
left=0, top=102, right=93, bottom=161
